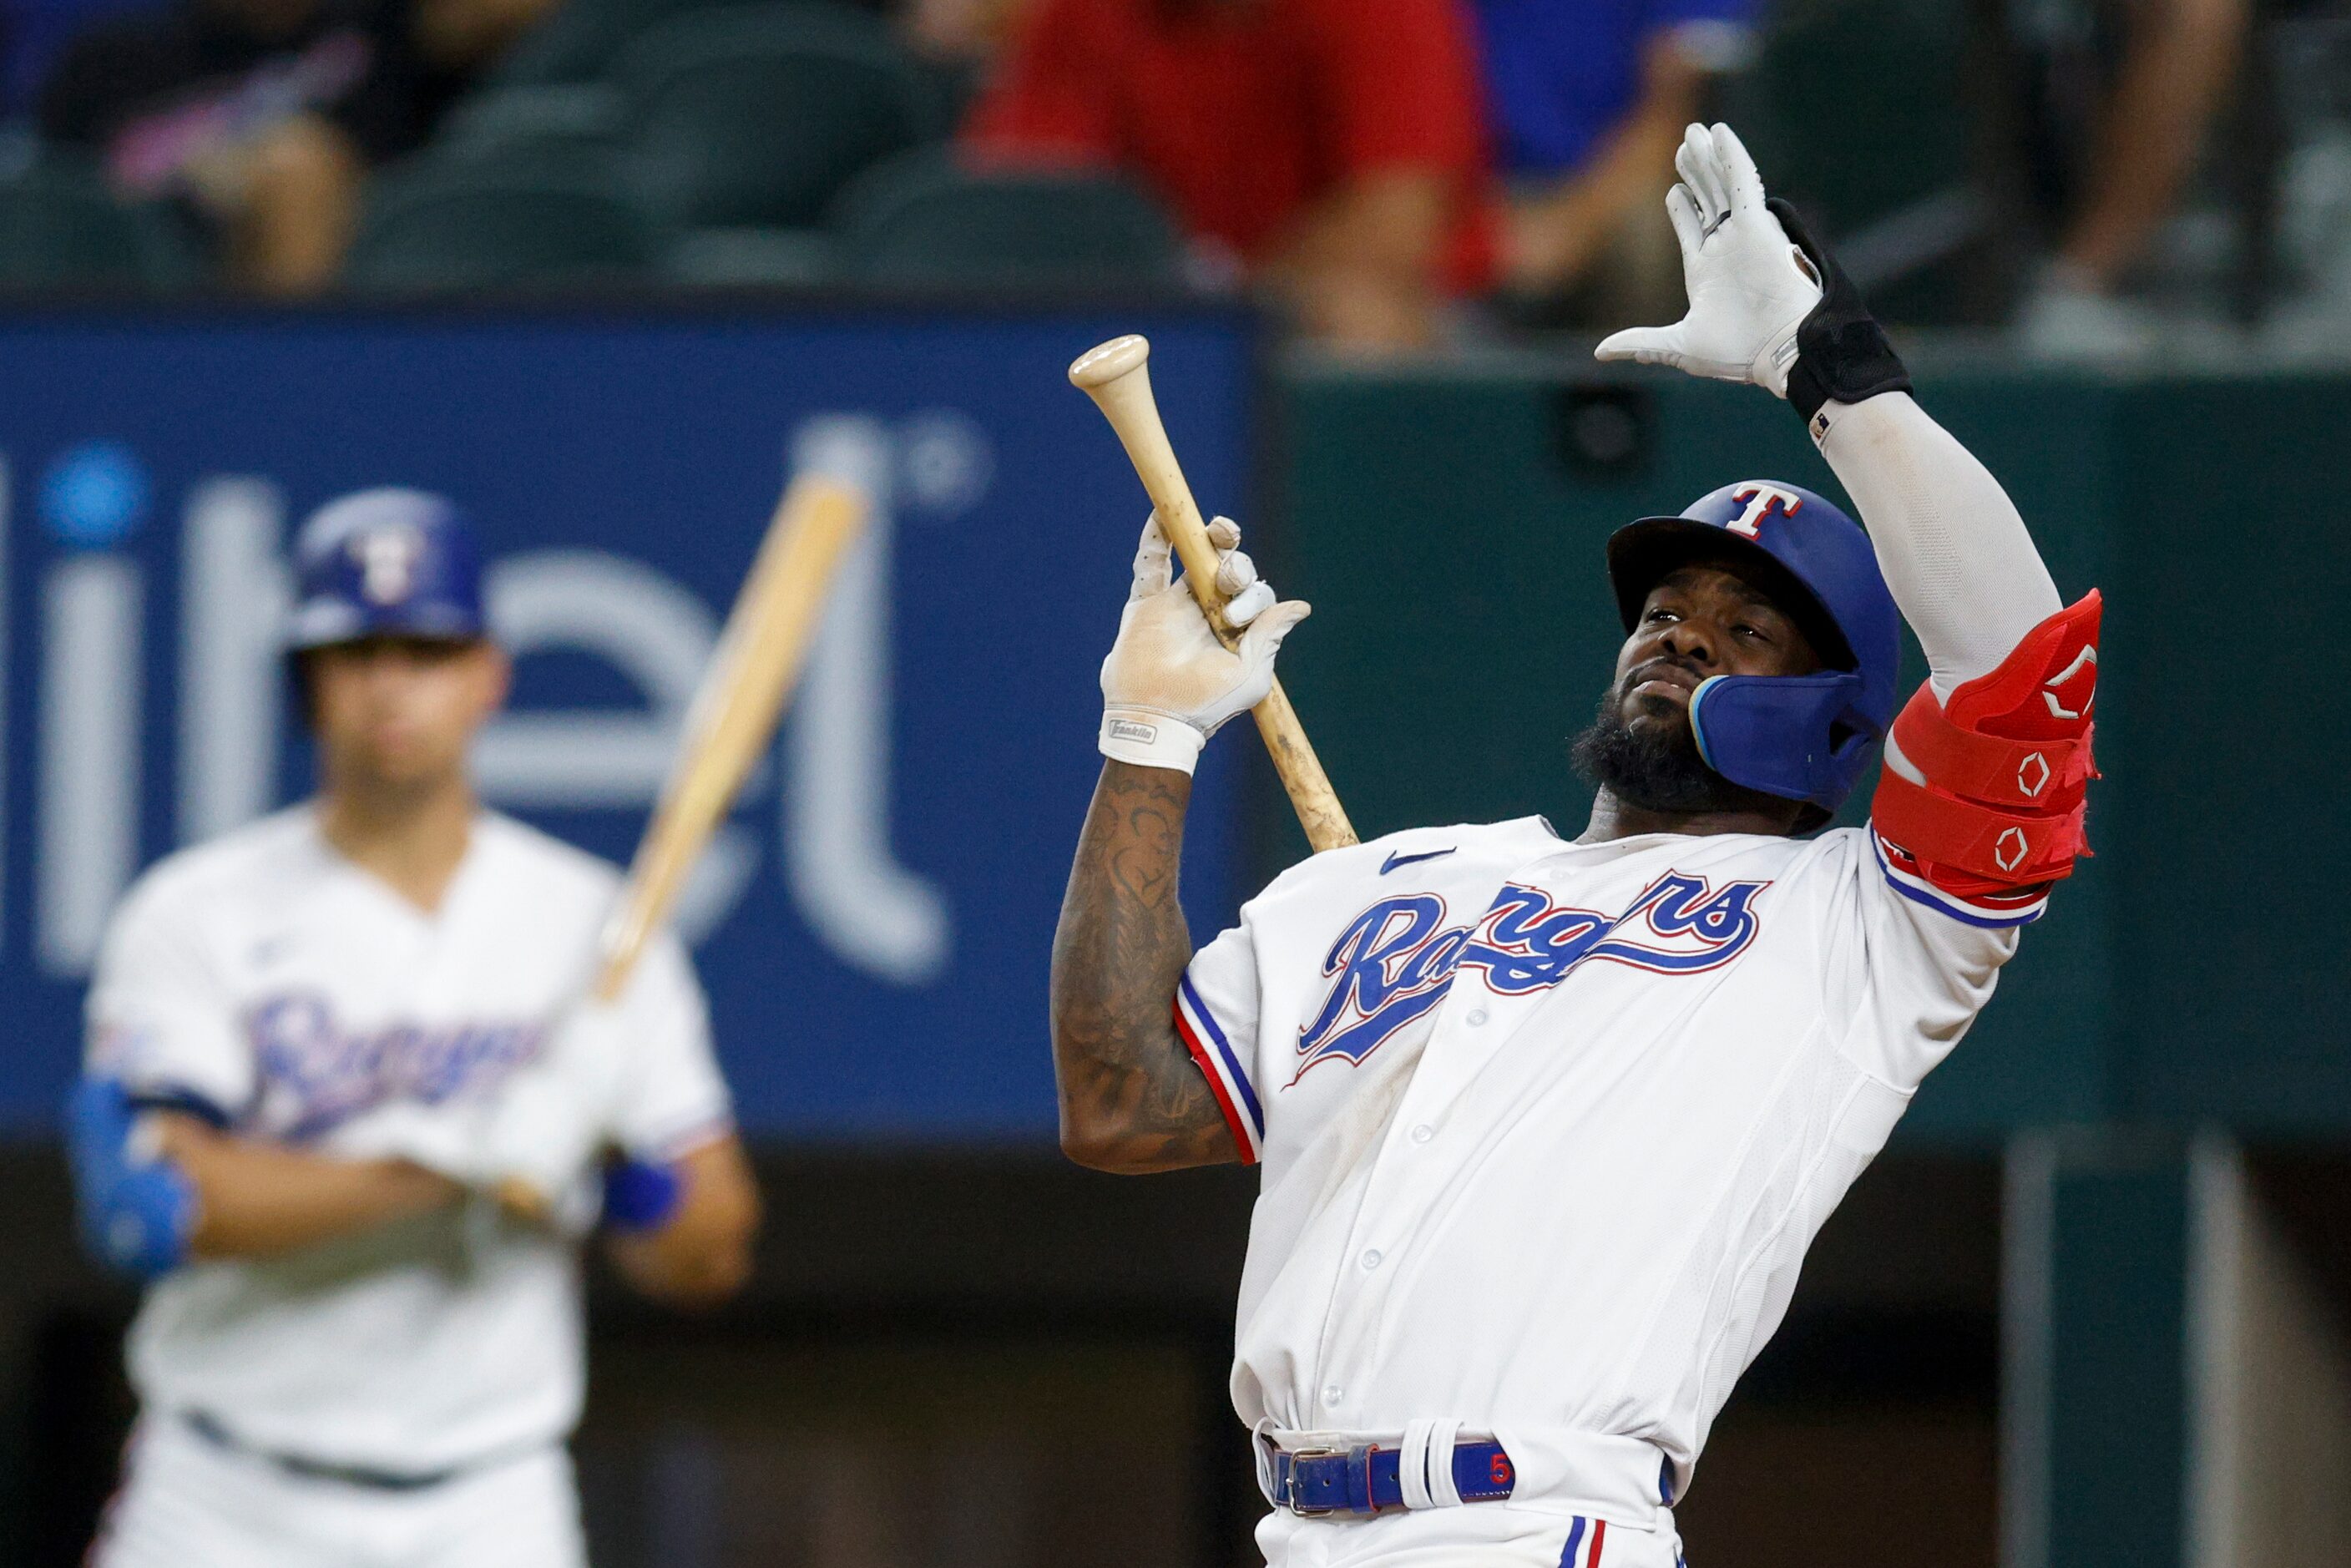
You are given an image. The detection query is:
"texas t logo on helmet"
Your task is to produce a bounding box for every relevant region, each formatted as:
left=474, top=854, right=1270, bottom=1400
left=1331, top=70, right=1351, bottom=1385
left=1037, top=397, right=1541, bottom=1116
left=285, top=488, right=489, bottom=652
left=1725, top=483, right=1803, bottom=539
left=1605, top=478, right=1901, bottom=813
left=351, top=521, right=427, bottom=606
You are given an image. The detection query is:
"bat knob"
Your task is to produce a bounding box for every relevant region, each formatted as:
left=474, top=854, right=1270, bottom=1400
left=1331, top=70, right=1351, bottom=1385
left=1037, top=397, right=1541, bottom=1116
left=1069, top=335, right=1151, bottom=391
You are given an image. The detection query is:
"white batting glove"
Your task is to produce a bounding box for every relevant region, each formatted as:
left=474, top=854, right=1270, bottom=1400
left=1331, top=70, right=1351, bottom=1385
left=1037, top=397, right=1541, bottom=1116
left=469, top=1019, right=616, bottom=1234
left=1099, top=513, right=1310, bottom=774
left=351, top=1008, right=626, bottom=1235
left=1595, top=123, right=1823, bottom=397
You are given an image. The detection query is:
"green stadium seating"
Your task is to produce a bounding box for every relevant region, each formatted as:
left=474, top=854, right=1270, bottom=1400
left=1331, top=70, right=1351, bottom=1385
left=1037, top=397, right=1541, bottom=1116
left=614, top=4, right=940, bottom=229
left=344, top=153, right=666, bottom=291
left=490, top=0, right=728, bottom=86
left=436, top=84, right=630, bottom=159
left=665, top=225, right=837, bottom=286
left=0, top=148, right=200, bottom=292
left=831, top=149, right=1183, bottom=287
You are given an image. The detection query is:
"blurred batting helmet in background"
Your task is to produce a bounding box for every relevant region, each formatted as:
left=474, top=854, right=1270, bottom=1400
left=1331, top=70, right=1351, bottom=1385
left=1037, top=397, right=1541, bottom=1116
left=286, top=488, right=488, bottom=651
left=1605, top=479, right=1899, bottom=813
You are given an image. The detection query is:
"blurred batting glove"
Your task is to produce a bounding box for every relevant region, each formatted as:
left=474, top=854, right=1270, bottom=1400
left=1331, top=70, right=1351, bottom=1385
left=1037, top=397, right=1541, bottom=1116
left=471, top=1028, right=614, bottom=1237
left=1595, top=123, right=1823, bottom=397
left=351, top=1006, right=627, bottom=1237
left=1099, top=513, right=1310, bottom=775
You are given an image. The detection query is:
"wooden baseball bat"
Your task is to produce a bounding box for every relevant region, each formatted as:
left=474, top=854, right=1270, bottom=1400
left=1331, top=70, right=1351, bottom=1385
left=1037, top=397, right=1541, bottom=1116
left=593, top=471, right=871, bottom=999
left=1069, top=335, right=1358, bottom=852
left=496, top=472, right=868, bottom=1225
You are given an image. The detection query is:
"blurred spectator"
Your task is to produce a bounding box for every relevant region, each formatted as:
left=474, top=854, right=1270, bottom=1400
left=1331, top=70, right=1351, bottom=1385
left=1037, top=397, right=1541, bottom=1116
left=1475, top=0, right=1754, bottom=323
left=895, top=0, right=1029, bottom=122
left=38, top=0, right=549, bottom=292
left=902, top=0, right=1027, bottom=63
left=963, top=0, right=1497, bottom=352
left=2008, top=0, right=2252, bottom=355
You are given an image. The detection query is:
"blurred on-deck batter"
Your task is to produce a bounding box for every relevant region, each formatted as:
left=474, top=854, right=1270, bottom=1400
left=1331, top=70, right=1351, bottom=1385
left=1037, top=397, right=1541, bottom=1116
left=68, top=489, right=760, bottom=1568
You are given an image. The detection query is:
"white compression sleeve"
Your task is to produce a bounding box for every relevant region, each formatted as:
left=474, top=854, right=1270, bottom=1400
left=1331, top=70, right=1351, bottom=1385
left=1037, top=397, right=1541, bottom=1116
left=1813, top=392, right=2063, bottom=700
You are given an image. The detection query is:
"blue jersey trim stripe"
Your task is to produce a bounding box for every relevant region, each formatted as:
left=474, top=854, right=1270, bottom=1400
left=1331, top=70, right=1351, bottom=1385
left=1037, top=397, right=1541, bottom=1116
left=1179, top=974, right=1263, bottom=1138
left=122, top=1083, right=233, bottom=1130
left=1558, top=1515, right=1587, bottom=1567
left=1171, top=985, right=1260, bottom=1164
left=1871, top=836, right=2049, bottom=929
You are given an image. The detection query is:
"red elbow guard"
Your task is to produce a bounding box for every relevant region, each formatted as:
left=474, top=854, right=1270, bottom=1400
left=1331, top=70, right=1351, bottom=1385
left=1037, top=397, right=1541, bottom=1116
left=1871, top=590, right=2102, bottom=897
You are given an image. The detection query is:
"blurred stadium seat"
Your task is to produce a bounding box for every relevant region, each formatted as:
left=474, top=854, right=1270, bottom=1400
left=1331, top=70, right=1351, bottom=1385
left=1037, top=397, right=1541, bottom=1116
left=614, top=4, right=941, bottom=230
left=437, top=83, right=633, bottom=160
left=1722, top=0, right=1990, bottom=323
left=0, top=147, right=197, bottom=293
left=832, top=149, right=1183, bottom=287
left=490, top=0, right=731, bottom=88
left=663, top=225, right=837, bottom=286
left=345, top=152, right=667, bottom=291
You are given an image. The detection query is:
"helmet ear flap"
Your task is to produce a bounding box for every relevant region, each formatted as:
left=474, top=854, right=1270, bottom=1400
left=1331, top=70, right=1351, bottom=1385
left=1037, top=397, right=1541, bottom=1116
left=1689, top=672, right=1884, bottom=812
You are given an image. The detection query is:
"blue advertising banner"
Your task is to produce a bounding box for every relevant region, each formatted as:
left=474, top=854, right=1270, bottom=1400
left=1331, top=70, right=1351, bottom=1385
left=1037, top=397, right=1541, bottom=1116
left=0, top=305, right=1255, bottom=1137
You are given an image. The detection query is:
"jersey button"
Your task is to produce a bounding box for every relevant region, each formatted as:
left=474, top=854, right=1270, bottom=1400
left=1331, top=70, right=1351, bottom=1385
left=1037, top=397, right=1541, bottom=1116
left=1361, top=1249, right=1383, bottom=1271
left=1410, top=1124, right=1435, bottom=1144
left=1465, top=1008, right=1489, bottom=1027
left=1322, top=1384, right=1345, bottom=1407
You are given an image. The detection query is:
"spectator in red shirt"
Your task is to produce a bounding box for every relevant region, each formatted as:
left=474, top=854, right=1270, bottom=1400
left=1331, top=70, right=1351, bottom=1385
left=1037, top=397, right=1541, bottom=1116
left=963, top=0, right=1497, bottom=350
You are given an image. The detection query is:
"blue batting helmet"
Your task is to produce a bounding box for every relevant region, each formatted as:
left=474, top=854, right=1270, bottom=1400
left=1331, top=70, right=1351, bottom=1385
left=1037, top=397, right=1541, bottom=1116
left=1605, top=480, right=1899, bottom=813
left=286, top=489, right=488, bottom=651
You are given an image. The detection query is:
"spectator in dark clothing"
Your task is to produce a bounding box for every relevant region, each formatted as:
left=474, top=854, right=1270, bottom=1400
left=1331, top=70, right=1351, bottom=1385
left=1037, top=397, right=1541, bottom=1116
left=964, top=0, right=1498, bottom=351
left=1474, top=0, right=1757, bottom=322
left=40, top=0, right=547, bottom=291
left=4, top=0, right=164, bottom=122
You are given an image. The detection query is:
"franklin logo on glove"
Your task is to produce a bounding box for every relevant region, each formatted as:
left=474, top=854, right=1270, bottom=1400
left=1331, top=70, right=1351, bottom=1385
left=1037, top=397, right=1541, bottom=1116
left=1096, top=513, right=1310, bottom=776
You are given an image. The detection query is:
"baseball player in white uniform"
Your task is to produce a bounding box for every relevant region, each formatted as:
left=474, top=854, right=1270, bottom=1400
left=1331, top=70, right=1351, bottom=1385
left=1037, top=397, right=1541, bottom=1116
left=65, top=488, right=761, bottom=1567
left=1049, top=125, right=2101, bottom=1566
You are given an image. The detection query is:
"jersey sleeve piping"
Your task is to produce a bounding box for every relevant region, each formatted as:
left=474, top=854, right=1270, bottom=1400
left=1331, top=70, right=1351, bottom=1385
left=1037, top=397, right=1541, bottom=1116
left=1174, top=974, right=1263, bottom=1165
left=1872, top=832, right=2049, bottom=929
left=639, top=1111, right=736, bottom=1164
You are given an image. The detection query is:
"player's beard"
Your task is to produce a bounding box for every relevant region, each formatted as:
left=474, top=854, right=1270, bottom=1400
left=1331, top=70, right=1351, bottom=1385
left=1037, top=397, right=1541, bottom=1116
left=1570, top=685, right=1785, bottom=816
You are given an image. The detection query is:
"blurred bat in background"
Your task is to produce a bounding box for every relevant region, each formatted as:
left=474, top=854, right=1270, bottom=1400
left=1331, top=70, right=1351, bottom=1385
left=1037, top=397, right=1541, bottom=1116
left=495, top=471, right=868, bottom=1222
left=594, top=471, right=870, bottom=998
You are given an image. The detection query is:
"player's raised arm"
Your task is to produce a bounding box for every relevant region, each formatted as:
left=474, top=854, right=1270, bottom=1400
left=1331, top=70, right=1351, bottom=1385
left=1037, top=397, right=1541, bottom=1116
left=1600, top=124, right=2100, bottom=903
left=1596, top=124, right=2069, bottom=685
left=1049, top=514, right=1305, bottom=1173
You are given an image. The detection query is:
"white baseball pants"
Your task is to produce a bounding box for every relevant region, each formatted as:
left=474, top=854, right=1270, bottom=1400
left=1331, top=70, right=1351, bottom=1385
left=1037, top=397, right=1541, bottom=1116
left=1260, top=1503, right=1686, bottom=1567
left=88, top=1417, right=587, bottom=1568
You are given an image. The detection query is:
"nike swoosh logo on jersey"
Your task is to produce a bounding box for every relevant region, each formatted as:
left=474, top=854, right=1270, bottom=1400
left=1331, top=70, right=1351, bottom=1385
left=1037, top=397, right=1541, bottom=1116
left=1379, top=848, right=1457, bottom=875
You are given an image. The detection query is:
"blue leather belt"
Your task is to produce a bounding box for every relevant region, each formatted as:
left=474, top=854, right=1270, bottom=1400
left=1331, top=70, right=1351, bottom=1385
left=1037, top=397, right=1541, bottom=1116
left=1272, top=1439, right=1516, bottom=1516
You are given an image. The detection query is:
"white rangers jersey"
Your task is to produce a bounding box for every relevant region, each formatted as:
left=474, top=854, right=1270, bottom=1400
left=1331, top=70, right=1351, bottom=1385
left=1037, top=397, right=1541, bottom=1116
left=84, top=808, right=731, bottom=1472
left=1174, top=815, right=2041, bottom=1517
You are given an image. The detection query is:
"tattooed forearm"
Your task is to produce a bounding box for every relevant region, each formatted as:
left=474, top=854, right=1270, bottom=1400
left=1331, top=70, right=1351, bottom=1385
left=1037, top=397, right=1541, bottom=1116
left=1049, top=761, right=1237, bottom=1172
